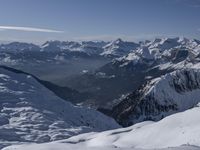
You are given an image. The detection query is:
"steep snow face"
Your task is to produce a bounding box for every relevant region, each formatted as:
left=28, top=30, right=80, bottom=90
left=0, top=67, right=119, bottom=148
left=111, top=69, right=200, bottom=126
left=101, top=39, right=140, bottom=57
left=4, top=105, right=200, bottom=150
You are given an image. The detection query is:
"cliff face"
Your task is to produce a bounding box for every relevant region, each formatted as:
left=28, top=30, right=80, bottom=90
left=111, top=69, right=200, bottom=126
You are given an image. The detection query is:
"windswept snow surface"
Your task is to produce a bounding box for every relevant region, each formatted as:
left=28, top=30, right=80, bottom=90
left=0, top=67, right=119, bottom=148
left=3, top=144, right=200, bottom=150
left=3, top=105, right=200, bottom=150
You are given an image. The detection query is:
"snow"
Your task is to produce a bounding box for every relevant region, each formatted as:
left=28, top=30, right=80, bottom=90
left=1, top=37, right=200, bottom=69
left=128, top=68, right=200, bottom=122
left=0, top=67, right=120, bottom=148
left=125, top=52, right=140, bottom=63
left=115, top=37, right=200, bottom=70
left=1, top=38, right=200, bottom=150
left=101, top=39, right=139, bottom=57
left=109, top=68, right=200, bottom=126
left=0, top=57, right=18, bottom=65
left=4, top=144, right=200, bottom=150
left=145, top=69, right=200, bottom=108
left=40, top=40, right=106, bottom=55
left=3, top=105, right=200, bottom=150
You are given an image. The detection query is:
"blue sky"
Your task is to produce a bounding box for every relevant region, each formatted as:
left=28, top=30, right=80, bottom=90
left=0, top=0, right=200, bottom=43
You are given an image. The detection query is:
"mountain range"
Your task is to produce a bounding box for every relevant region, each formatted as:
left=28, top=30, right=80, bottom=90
left=1, top=37, right=200, bottom=149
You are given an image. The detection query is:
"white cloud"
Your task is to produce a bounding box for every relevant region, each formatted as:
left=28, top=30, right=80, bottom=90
left=0, top=26, right=63, bottom=33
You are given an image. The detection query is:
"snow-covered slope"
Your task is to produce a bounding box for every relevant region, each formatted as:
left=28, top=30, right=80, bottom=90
left=0, top=67, right=119, bottom=148
left=111, top=68, right=200, bottom=126
left=101, top=38, right=140, bottom=57
left=4, top=104, right=200, bottom=150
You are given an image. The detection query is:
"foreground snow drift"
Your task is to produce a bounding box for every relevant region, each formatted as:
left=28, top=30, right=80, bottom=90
left=3, top=144, right=200, bottom=150
left=4, top=104, right=200, bottom=150
left=0, top=67, right=119, bottom=148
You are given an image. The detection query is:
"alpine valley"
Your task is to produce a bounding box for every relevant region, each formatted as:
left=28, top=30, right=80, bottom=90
left=1, top=37, right=200, bottom=150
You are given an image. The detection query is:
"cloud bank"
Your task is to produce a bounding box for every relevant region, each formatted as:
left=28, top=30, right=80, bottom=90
left=0, top=26, right=63, bottom=33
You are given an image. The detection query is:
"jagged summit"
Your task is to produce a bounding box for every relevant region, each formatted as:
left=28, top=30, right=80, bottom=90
left=101, top=38, right=140, bottom=57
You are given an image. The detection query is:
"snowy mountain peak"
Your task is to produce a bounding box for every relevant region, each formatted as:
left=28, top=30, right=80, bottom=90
left=110, top=37, right=200, bottom=70
left=114, top=38, right=123, bottom=44
left=101, top=39, right=140, bottom=57
left=148, top=37, right=181, bottom=50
